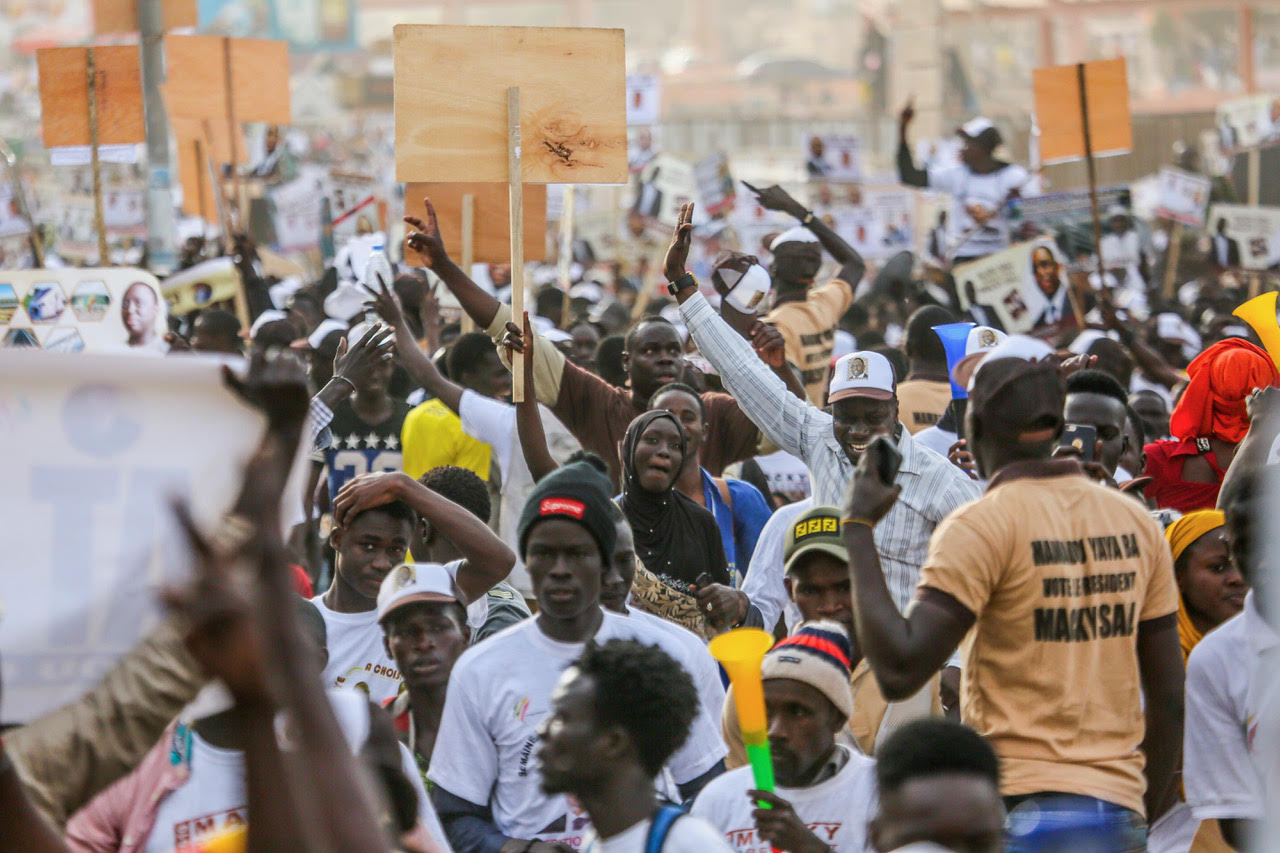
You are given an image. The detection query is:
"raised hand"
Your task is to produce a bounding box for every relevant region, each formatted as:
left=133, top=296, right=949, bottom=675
left=224, top=347, right=310, bottom=432
left=663, top=202, right=695, bottom=282
left=741, top=181, right=806, bottom=219
left=332, top=323, right=395, bottom=389
left=404, top=198, right=450, bottom=269
left=749, top=321, right=786, bottom=368
left=899, top=97, right=915, bottom=129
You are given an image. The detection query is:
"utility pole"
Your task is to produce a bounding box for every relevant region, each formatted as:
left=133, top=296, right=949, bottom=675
left=138, top=0, right=176, bottom=274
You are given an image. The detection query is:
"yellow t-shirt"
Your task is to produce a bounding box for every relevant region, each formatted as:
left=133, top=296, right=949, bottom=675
left=917, top=464, right=1178, bottom=815
left=765, top=278, right=853, bottom=406
left=400, top=398, right=492, bottom=481
left=895, top=379, right=953, bottom=434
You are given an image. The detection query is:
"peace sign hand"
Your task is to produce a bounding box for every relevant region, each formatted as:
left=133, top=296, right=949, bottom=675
left=663, top=202, right=695, bottom=282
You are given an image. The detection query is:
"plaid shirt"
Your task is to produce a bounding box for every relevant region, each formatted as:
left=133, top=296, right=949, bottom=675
left=681, top=292, right=981, bottom=612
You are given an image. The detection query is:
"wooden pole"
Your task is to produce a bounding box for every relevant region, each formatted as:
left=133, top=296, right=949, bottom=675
left=1162, top=221, right=1183, bottom=299
left=202, top=119, right=232, bottom=241
left=558, top=184, right=575, bottom=328
left=508, top=86, right=525, bottom=402
left=1072, top=61, right=1100, bottom=329
left=223, top=38, right=244, bottom=229
left=194, top=136, right=209, bottom=241
left=87, top=47, right=109, bottom=265
left=460, top=192, right=476, bottom=334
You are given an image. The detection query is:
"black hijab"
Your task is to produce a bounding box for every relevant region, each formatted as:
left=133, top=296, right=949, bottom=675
left=619, top=410, right=729, bottom=586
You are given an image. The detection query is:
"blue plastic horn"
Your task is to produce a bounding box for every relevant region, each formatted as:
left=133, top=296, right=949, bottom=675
left=932, top=322, right=976, bottom=400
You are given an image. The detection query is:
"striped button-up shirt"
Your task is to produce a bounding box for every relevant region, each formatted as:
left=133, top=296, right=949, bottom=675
left=681, top=292, right=981, bottom=612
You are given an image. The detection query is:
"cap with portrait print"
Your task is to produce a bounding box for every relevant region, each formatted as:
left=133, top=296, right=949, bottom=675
left=949, top=325, right=1009, bottom=391
left=783, top=506, right=848, bottom=575
left=377, top=562, right=459, bottom=623
left=829, top=351, right=896, bottom=403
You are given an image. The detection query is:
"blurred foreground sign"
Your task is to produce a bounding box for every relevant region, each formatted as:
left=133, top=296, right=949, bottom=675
left=0, top=352, right=264, bottom=723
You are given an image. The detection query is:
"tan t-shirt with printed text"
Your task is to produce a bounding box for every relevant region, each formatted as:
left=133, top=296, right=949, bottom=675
left=765, top=279, right=853, bottom=406
left=917, top=463, right=1178, bottom=816
left=895, top=379, right=953, bottom=434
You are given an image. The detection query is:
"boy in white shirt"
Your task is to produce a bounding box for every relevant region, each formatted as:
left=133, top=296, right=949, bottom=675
left=692, top=621, right=877, bottom=853
left=538, top=639, right=734, bottom=853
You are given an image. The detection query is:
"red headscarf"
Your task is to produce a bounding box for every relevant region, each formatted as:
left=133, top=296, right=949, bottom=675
left=1170, top=338, right=1279, bottom=443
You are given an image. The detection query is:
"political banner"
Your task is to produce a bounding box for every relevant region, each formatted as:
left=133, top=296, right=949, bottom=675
left=626, top=73, right=661, bottom=126
left=635, top=155, right=700, bottom=227
left=161, top=256, right=244, bottom=319
left=1206, top=204, right=1280, bottom=270
left=272, top=174, right=325, bottom=253
left=954, top=239, right=1072, bottom=335
left=1006, top=187, right=1131, bottom=266
left=694, top=152, right=736, bottom=219
left=328, top=171, right=381, bottom=243
left=1, top=268, right=169, bottom=353
left=814, top=185, right=915, bottom=261
left=1154, top=166, right=1212, bottom=228
left=0, top=351, right=265, bottom=723
left=1215, top=93, right=1280, bottom=153
left=805, top=135, right=861, bottom=182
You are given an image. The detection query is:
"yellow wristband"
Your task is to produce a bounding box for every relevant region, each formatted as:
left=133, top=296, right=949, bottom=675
left=842, top=517, right=876, bottom=530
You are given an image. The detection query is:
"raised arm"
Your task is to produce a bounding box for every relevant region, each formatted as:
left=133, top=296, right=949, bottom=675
left=743, top=182, right=865, bottom=287
left=504, top=312, right=559, bottom=483
left=666, top=203, right=824, bottom=460
left=1219, top=387, right=1280, bottom=510
left=895, top=100, right=929, bottom=188
left=367, top=273, right=464, bottom=413
left=333, top=472, right=515, bottom=604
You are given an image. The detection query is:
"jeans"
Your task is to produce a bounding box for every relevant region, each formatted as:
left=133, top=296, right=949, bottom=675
left=1004, top=793, right=1147, bottom=852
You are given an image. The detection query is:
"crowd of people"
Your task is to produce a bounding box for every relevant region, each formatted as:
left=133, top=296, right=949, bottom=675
left=3, top=105, right=1280, bottom=853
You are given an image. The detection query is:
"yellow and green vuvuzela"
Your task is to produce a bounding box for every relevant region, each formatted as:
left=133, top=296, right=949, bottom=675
left=709, top=628, right=778, bottom=800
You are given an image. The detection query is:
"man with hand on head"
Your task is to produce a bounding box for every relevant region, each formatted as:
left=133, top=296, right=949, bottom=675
left=538, top=640, right=734, bottom=853
left=665, top=203, right=980, bottom=647
left=693, top=622, right=878, bottom=853
left=843, top=354, right=1184, bottom=846
left=404, top=198, right=763, bottom=490
left=741, top=182, right=867, bottom=405
left=428, top=461, right=727, bottom=853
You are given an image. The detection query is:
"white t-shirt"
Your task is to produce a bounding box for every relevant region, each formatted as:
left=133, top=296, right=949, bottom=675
left=458, top=390, right=580, bottom=597
left=625, top=607, right=725, bottom=720
left=691, top=746, right=878, bottom=853
left=739, top=499, right=812, bottom=632
left=146, top=731, right=246, bottom=852
left=928, top=162, right=1029, bottom=259
left=581, top=812, right=734, bottom=853
left=427, top=611, right=728, bottom=847
left=313, top=560, right=488, bottom=705
left=1184, top=591, right=1277, bottom=823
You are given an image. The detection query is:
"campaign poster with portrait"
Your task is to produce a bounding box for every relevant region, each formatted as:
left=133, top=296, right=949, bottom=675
left=812, top=184, right=916, bottom=261
left=1215, top=93, right=1280, bottom=153
left=1154, top=166, right=1212, bottom=228
left=804, top=135, right=861, bottom=182
left=0, top=350, right=267, bottom=723
left=0, top=268, right=169, bottom=353
left=1206, top=204, right=1280, bottom=270
left=1005, top=187, right=1132, bottom=267
left=694, top=152, right=736, bottom=219
left=327, top=171, right=382, bottom=244
left=954, top=239, right=1071, bottom=335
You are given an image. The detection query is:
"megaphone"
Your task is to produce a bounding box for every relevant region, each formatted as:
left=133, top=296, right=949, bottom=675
left=709, top=628, right=777, bottom=793
left=932, top=322, right=976, bottom=399
left=1232, top=291, right=1280, bottom=373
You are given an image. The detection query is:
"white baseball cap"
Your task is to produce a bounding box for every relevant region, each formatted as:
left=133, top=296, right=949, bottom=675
left=248, top=309, right=288, bottom=340
left=293, top=318, right=349, bottom=351
left=377, top=562, right=459, bottom=623
left=950, top=326, right=1009, bottom=390
left=959, top=117, right=996, bottom=139
left=828, top=351, right=896, bottom=403
left=769, top=227, right=821, bottom=251
left=721, top=263, right=773, bottom=313
left=965, top=334, right=1054, bottom=392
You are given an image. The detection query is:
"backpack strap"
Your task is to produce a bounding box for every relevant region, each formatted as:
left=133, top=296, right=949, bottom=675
left=714, top=477, right=733, bottom=511
left=643, top=804, right=687, bottom=853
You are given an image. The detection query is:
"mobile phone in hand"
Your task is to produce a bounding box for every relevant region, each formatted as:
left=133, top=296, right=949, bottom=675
left=867, top=436, right=903, bottom=486
left=1059, top=423, right=1097, bottom=463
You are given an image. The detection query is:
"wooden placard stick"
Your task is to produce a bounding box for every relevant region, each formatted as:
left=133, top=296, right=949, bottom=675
left=202, top=119, right=232, bottom=240
left=508, top=86, right=525, bottom=402
left=460, top=192, right=476, bottom=334
left=194, top=136, right=209, bottom=240
left=1072, top=61, right=1098, bottom=330
left=222, top=37, right=244, bottom=230
left=1162, top=221, right=1183, bottom=299
left=86, top=47, right=109, bottom=264
left=558, top=184, right=575, bottom=328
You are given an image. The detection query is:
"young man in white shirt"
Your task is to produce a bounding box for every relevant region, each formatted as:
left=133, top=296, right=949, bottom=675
left=693, top=621, right=877, bottom=853
left=1184, top=472, right=1277, bottom=850
left=313, top=473, right=515, bottom=705
left=538, top=639, right=734, bottom=853
left=428, top=461, right=727, bottom=853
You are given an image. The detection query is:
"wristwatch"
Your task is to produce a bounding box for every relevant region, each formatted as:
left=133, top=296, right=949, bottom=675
left=801, top=210, right=816, bottom=226
left=667, top=272, right=697, bottom=296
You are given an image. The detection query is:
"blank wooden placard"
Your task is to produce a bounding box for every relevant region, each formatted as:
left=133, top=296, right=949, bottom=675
left=1033, top=58, right=1132, bottom=165
left=92, top=0, right=197, bottom=34
left=165, top=35, right=291, bottom=127
left=37, top=46, right=145, bottom=148
left=394, top=25, right=627, bottom=184
left=404, top=183, right=547, bottom=265
left=172, top=117, right=225, bottom=222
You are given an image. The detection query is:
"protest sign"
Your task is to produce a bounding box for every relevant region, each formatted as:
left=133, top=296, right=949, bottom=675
left=694, top=152, right=736, bottom=219
left=1032, top=58, right=1132, bottom=164
left=954, top=239, right=1071, bottom=335
left=814, top=185, right=916, bottom=261
left=1006, top=186, right=1131, bottom=265
left=327, top=171, right=383, bottom=243
left=1, top=268, right=169, bottom=353
left=635, top=155, right=700, bottom=227
left=404, top=183, right=547, bottom=266
left=1215, top=93, right=1280, bottom=153
left=1154, top=166, right=1212, bottom=228
left=393, top=24, right=627, bottom=184
left=93, top=0, right=196, bottom=33
left=36, top=46, right=146, bottom=154
left=626, top=73, right=661, bottom=126
left=805, top=135, right=861, bottom=181
left=0, top=351, right=265, bottom=723
left=160, top=256, right=246, bottom=321
left=1206, top=204, right=1280, bottom=270
left=729, top=188, right=795, bottom=257
left=271, top=173, right=325, bottom=253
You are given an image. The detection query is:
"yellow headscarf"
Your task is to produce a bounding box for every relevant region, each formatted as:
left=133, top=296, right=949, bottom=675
left=1166, top=509, right=1227, bottom=662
